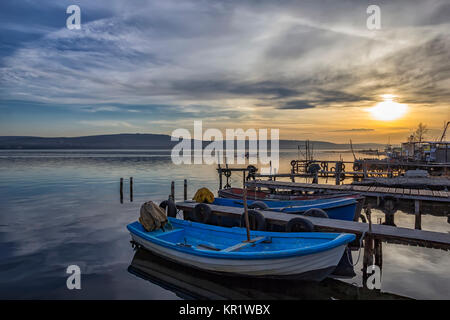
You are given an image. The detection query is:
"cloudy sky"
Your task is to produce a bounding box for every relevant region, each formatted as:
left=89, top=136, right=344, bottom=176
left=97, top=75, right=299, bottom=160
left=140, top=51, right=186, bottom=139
left=0, top=0, right=449, bottom=143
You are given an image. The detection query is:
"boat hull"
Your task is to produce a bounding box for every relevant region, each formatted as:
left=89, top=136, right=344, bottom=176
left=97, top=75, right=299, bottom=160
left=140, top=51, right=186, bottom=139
left=130, top=233, right=346, bottom=281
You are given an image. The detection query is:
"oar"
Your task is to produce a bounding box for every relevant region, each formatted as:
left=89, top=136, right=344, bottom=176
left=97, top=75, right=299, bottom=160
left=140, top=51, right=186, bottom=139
left=242, top=187, right=251, bottom=242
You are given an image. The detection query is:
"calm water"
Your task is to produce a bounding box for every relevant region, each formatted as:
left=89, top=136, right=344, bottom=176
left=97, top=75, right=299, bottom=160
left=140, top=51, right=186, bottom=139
left=0, top=149, right=449, bottom=299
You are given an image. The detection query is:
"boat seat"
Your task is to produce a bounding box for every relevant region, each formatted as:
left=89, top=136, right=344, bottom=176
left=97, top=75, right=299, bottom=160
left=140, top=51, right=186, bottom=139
left=221, top=236, right=268, bottom=252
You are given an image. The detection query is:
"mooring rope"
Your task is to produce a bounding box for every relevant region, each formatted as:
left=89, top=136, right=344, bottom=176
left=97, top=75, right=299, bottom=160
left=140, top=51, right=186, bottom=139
left=346, top=227, right=369, bottom=267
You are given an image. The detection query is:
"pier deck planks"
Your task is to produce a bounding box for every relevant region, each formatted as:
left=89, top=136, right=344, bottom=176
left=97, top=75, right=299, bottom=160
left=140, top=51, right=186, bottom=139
left=245, top=180, right=450, bottom=203
left=176, top=201, right=450, bottom=250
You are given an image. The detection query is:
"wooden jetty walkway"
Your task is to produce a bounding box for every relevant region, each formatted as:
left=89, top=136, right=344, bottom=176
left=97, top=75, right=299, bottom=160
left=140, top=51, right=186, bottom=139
left=175, top=201, right=450, bottom=251
left=245, top=180, right=450, bottom=203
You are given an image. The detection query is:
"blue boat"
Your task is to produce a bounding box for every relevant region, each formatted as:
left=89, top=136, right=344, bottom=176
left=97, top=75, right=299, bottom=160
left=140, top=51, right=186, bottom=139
left=127, top=217, right=356, bottom=281
left=212, top=197, right=358, bottom=221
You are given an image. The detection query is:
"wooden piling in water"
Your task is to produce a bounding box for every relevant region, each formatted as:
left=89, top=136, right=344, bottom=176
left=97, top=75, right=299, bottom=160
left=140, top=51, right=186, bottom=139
left=313, top=171, right=318, bottom=184
left=120, top=178, right=124, bottom=203
left=335, top=161, right=341, bottom=185
left=218, top=165, right=223, bottom=190
left=415, top=200, right=422, bottom=230
left=171, top=181, right=175, bottom=200
left=184, top=179, right=187, bottom=201
left=129, top=177, right=133, bottom=202
left=374, top=239, right=383, bottom=272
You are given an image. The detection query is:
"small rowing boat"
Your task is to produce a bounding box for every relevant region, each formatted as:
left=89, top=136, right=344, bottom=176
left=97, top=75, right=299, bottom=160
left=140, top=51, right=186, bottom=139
left=212, top=196, right=359, bottom=221
left=127, top=217, right=355, bottom=281
left=218, top=187, right=357, bottom=201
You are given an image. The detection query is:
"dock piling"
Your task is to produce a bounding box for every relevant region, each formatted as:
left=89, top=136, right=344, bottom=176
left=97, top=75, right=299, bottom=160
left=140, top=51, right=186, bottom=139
left=120, top=178, right=124, bottom=204
left=414, top=200, right=422, bottom=230
left=170, top=181, right=175, bottom=200
left=130, top=177, right=133, bottom=202
left=184, top=179, right=187, bottom=201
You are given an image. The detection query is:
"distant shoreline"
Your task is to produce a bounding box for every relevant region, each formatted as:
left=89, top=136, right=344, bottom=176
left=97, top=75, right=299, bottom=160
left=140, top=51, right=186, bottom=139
left=0, top=133, right=386, bottom=150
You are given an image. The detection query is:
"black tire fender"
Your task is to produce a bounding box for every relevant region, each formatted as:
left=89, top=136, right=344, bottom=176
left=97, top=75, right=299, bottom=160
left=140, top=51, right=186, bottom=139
left=302, top=208, right=329, bottom=218
left=193, top=203, right=212, bottom=223
left=286, top=217, right=315, bottom=232
left=240, top=210, right=266, bottom=231
left=248, top=201, right=269, bottom=210
left=159, top=199, right=177, bottom=217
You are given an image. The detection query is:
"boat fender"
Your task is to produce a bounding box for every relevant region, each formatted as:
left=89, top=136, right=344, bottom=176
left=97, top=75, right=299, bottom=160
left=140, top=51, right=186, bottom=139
left=353, top=162, right=362, bottom=171
left=193, top=203, right=212, bottom=223
left=307, top=163, right=321, bottom=174
left=159, top=199, right=177, bottom=218
left=248, top=201, right=269, bottom=210
left=302, top=208, right=329, bottom=218
left=247, top=165, right=257, bottom=173
left=240, top=210, right=266, bottom=231
left=285, top=217, right=314, bottom=232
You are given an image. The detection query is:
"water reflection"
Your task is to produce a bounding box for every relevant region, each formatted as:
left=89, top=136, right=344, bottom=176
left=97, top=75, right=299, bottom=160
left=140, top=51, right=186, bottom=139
left=128, top=248, right=410, bottom=300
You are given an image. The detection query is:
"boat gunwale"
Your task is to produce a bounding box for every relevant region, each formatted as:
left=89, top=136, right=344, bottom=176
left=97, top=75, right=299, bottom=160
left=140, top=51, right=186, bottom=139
left=127, top=218, right=355, bottom=260
left=215, top=197, right=357, bottom=210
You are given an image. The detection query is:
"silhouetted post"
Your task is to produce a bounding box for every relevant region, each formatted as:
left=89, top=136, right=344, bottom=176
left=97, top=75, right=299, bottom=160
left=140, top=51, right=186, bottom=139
left=170, top=181, right=175, bottom=200
left=363, top=160, right=367, bottom=179
left=218, top=165, right=223, bottom=190
left=120, top=178, right=124, bottom=204
left=243, top=188, right=251, bottom=242
left=130, top=177, right=133, bottom=202
left=335, top=161, right=341, bottom=185
left=184, top=179, right=187, bottom=201
left=415, top=200, right=421, bottom=230
left=374, top=239, right=383, bottom=272
left=362, top=206, right=373, bottom=288
left=313, top=171, right=319, bottom=184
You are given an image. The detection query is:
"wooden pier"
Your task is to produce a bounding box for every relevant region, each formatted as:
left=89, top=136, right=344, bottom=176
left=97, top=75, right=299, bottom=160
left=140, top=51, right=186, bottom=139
left=175, top=201, right=450, bottom=250
left=245, top=180, right=450, bottom=203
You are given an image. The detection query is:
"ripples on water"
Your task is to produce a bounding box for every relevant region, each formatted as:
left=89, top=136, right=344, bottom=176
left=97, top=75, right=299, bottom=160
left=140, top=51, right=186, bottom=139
left=0, top=150, right=448, bottom=299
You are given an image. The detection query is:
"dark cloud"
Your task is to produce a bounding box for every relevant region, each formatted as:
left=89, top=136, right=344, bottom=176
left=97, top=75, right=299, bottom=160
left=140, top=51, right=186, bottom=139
left=277, top=100, right=315, bottom=110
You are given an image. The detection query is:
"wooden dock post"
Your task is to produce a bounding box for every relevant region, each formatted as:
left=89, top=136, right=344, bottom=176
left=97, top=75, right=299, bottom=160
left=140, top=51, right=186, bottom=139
left=362, top=206, right=374, bottom=288
left=362, top=235, right=374, bottom=288
left=312, top=171, right=318, bottom=184
left=335, top=161, right=341, bottom=185
left=120, top=178, right=124, bottom=204
left=414, top=200, right=422, bottom=230
left=184, top=179, right=187, bottom=201
left=170, top=181, right=175, bottom=200
left=374, top=239, right=383, bottom=272
left=130, top=177, right=133, bottom=202
left=363, top=160, right=367, bottom=179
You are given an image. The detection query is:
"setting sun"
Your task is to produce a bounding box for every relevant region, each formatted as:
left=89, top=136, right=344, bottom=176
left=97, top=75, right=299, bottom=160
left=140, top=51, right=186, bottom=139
left=370, top=95, right=408, bottom=121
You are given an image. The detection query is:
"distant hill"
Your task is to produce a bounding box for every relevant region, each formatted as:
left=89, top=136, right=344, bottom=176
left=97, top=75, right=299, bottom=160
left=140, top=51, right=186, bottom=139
left=0, top=134, right=384, bottom=150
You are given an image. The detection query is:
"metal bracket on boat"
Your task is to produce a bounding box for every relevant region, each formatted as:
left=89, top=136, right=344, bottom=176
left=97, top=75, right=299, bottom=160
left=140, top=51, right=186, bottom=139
left=130, top=240, right=140, bottom=250
left=176, top=242, right=192, bottom=248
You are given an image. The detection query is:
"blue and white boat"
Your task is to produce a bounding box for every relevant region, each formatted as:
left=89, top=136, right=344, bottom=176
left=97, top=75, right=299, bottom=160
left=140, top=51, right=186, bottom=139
left=212, top=197, right=358, bottom=221
left=127, top=218, right=356, bottom=281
